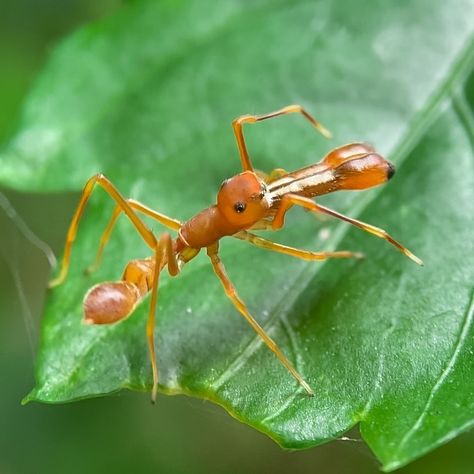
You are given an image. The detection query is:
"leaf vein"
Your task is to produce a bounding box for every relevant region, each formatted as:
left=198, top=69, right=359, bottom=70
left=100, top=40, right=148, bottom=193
left=394, top=286, right=474, bottom=454
left=359, top=274, right=409, bottom=419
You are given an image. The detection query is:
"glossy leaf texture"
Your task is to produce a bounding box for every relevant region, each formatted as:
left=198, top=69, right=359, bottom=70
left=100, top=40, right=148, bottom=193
left=1, top=0, right=473, bottom=470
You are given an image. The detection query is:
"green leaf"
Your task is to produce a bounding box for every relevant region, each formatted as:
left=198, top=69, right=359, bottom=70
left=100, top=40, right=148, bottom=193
left=1, top=0, right=473, bottom=470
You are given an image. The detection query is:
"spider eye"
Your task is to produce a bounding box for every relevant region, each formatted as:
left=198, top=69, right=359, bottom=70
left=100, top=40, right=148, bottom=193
left=233, top=201, right=246, bottom=213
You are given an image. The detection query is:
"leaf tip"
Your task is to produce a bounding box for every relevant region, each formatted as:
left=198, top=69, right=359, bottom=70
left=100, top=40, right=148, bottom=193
left=21, top=390, right=35, bottom=406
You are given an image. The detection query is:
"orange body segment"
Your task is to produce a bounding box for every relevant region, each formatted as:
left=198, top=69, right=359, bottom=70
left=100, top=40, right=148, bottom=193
left=84, top=282, right=142, bottom=325
left=333, top=152, right=395, bottom=191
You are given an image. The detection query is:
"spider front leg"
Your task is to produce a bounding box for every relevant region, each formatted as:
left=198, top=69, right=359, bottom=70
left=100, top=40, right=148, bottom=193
left=49, top=174, right=158, bottom=288
left=232, top=104, right=332, bottom=172
left=147, top=233, right=180, bottom=402
left=206, top=242, right=314, bottom=396
left=272, top=193, right=423, bottom=265
left=87, top=198, right=182, bottom=274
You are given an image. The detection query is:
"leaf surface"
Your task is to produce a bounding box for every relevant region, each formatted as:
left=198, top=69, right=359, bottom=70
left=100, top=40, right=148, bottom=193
left=1, top=0, right=474, bottom=469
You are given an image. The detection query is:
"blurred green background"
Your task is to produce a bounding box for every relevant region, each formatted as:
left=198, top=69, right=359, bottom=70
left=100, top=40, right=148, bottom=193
left=0, top=1, right=473, bottom=473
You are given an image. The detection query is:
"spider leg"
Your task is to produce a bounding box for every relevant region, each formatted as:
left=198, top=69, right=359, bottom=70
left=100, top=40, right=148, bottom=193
left=147, top=232, right=180, bottom=403
left=206, top=242, right=314, bottom=396
left=272, top=193, right=423, bottom=265
left=87, top=198, right=182, bottom=274
left=232, top=104, right=332, bottom=172
left=234, top=231, right=363, bottom=261
left=50, top=174, right=158, bottom=288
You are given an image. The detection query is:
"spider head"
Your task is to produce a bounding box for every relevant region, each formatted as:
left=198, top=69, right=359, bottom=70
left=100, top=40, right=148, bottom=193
left=217, top=171, right=270, bottom=228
